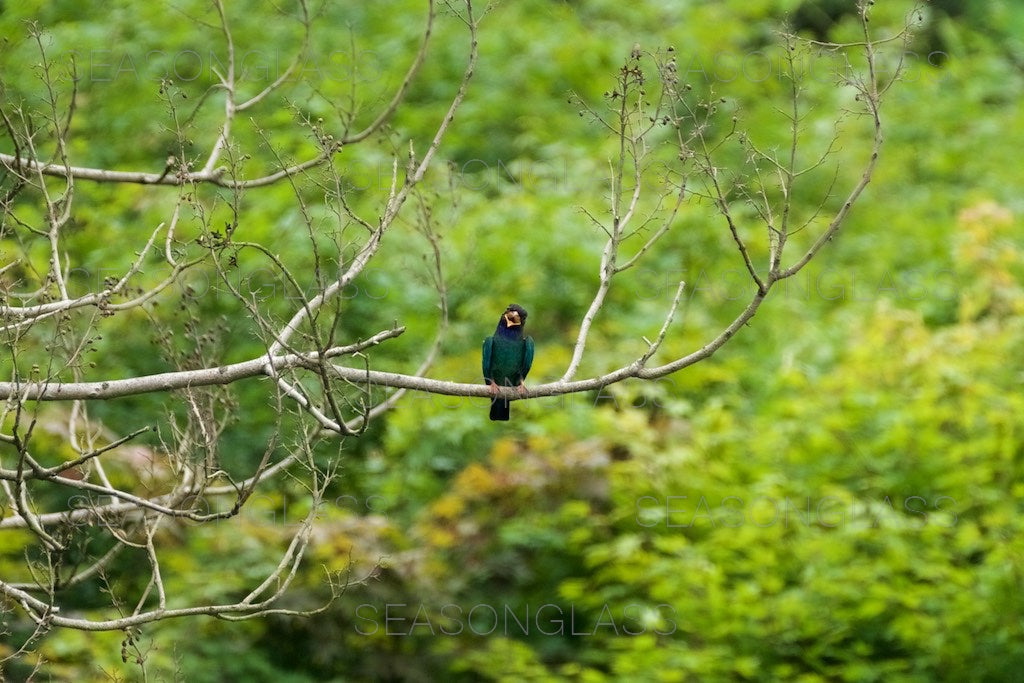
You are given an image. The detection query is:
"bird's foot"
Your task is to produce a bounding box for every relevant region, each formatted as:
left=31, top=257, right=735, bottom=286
left=517, top=382, right=527, bottom=396
left=487, top=381, right=500, bottom=396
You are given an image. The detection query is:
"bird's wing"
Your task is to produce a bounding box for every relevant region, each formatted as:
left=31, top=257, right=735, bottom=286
left=482, top=336, right=494, bottom=381
left=522, top=336, right=535, bottom=380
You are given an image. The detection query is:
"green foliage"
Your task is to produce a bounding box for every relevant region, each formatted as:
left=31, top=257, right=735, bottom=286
left=3, top=0, right=1024, bottom=680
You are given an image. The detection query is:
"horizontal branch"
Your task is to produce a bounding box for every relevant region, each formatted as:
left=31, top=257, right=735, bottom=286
left=0, top=327, right=403, bottom=401
left=0, top=361, right=626, bottom=403
left=0, top=151, right=335, bottom=189
left=0, top=284, right=771, bottom=405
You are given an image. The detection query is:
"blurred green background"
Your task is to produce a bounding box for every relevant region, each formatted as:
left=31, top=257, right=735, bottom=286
left=2, top=0, right=1023, bottom=680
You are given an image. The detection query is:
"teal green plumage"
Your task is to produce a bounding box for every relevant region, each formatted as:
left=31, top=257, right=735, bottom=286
left=482, top=304, right=534, bottom=421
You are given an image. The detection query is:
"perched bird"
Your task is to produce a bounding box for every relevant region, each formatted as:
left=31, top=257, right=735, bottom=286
left=482, top=303, right=535, bottom=421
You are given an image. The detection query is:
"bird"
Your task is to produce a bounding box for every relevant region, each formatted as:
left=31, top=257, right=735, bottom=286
left=482, top=303, right=534, bottom=421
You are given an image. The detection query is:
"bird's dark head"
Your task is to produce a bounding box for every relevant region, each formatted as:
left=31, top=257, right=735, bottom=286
left=497, top=303, right=528, bottom=337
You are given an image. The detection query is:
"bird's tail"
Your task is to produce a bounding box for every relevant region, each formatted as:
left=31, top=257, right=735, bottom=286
left=489, top=397, right=510, bottom=421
